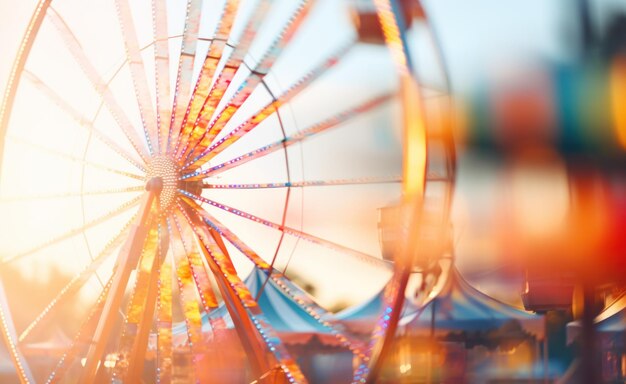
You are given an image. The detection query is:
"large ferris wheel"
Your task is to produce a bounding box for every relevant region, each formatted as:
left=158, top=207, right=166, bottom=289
left=0, top=0, right=455, bottom=382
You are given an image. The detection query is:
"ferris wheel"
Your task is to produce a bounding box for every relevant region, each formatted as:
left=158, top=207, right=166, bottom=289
left=0, top=0, right=455, bottom=382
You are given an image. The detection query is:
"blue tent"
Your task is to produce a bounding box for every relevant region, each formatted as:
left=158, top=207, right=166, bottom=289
left=336, top=286, right=419, bottom=334
left=400, top=266, right=545, bottom=338
left=227, top=267, right=333, bottom=334
left=172, top=268, right=334, bottom=338
left=336, top=264, right=543, bottom=338
left=197, top=268, right=353, bottom=382
left=162, top=269, right=352, bottom=383
left=337, top=291, right=418, bottom=322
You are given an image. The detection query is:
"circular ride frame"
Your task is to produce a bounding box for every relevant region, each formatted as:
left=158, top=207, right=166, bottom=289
left=0, top=0, right=456, bottom=383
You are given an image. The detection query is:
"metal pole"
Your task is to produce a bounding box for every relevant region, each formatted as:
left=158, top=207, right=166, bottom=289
left=532, top=339, right=538, bottom=384
left=543, top=333, right=548, bottom=384
left=125, top=248, right=161, bottom=382
left=581, top=283, right=598, bottom=384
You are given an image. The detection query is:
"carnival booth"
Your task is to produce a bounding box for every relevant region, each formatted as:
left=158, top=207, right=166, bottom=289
left=567, top=293, right=626, bottom=383
left=384, top=262, right=546, bottom=383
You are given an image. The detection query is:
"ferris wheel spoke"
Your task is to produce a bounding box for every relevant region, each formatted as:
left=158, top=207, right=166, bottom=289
left=175, top=0, right=272, bottom=161
left=201, top=176, right=402, bottom=190
left=23, top=71, right=146, bottom=172
left=112, top=222, right=160, bottom=382
left=46, top=275, right=114, bottom=384
left=180, top=199, right=366, bottom=356
left=179, top=191, right=390, bottom=270
left=179, top=200, right=270, bottom=270
left=168, top=214, right=209, bottom=332
left=171, top=210, right=223, bottom=325
left=182, top=41, right=356, bottom=171
left=172, top=0, right=241, bottom=157
left=178, top=205, right=308, bottom=384
left=2, top=195, right=141, bottom=264
left=183, top=93, right=394, bottom=181
left=156, top=242, right=173, bottom=384
left=166, top=218, right=208, bottom=382
left=183, top=0, right=316, bottom=163
left=152, top=0, right=171, bottom=155
left=114, top=0, right=160, bottom=156
left=0, top=186, right=144, bottom=204
left=47, top=7, right=151, bottom=163
left=18, top=214, right=136, bottom=343
left=7, top=135, right=145, bottom=181
left=167, top=0, right=203, bottom=152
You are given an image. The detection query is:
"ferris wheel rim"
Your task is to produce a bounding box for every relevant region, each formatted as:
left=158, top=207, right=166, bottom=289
left=0, top=1, right=456, bottom=383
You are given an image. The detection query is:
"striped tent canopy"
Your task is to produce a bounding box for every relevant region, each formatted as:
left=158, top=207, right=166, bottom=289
left=336, top=286, right=419, bottom=334
left=219, top=267, right=335, bottom=333
left=166, top=267, right=341, bottom=347
left=567, top=293, right=626, bottom=344
left=399, top=264, right=545, bottom=339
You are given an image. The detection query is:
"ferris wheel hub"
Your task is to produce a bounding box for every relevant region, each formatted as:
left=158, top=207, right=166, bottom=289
left=145, top=177, right=163, bottom=192
left=145, top=155, right=180, bottom=211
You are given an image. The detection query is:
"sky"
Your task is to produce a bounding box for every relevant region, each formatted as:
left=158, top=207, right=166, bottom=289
left=0, top=0, right=625, bottom=312
left=3, top=0, right=626, bottom=91
left=0, top=0, right=569, bottom=95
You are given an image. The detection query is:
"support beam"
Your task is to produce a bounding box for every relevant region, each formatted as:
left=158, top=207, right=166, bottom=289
left=124, top=245, right=161, bottom=383
left=194, top=227, right=272, bottom=380
left=80, top=180, right=162, bottom=383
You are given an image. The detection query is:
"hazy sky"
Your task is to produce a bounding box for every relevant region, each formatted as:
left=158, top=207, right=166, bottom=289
left=3, top=0, right=626, bottom=92
left=1, top=0, right=625, bottom=310
left=0, top=0, right=575, bottom=93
